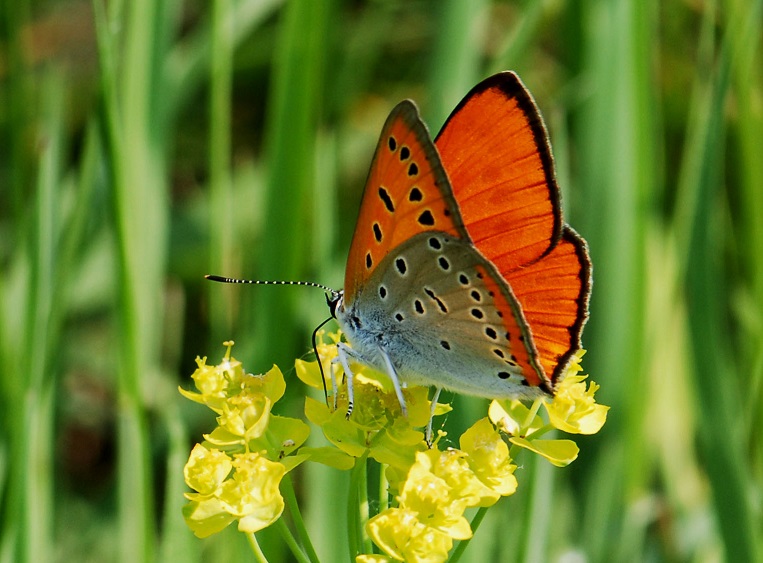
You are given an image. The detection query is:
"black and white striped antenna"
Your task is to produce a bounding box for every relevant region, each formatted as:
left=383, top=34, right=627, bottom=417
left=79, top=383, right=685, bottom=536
left=205, top=274, right=338, bottom=295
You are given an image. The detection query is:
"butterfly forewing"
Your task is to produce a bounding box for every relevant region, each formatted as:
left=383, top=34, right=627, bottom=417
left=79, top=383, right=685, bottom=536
left=435, top=72, right=562, bottom=275
left=343, top=101, right=469, bottom=308
left=343, top=231, right=548, bottom=398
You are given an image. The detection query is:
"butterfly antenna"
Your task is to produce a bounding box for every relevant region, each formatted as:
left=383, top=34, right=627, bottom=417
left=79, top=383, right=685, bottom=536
left=205, top=274, right=338, bottom=295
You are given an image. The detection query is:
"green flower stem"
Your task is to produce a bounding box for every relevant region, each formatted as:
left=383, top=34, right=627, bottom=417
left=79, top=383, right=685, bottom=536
left=274, top=518, right=312, bottom=563
left=246, top=532, right=269, bottom=563
left=449, top=506, right=489, bottom=563
left=524, top=424, right=555, bottom=440
left=378, top=463, right=389, bottom=512
left=358, top=457, right=372, bottom=555
left=281, top=474, right=321, bottom=563
left=348, top=450, right=370, bottom=560
left=522, top=399, right=543, bottom=429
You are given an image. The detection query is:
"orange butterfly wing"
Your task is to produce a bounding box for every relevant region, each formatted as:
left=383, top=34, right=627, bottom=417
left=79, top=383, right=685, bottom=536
left=343, top=101, right=467, bottom=306
left=342, top=100, right=546, bottom=388
left=503, top=227, right=591, bottom=385
left=435, top=72, right=562, bottom=273
left=436, top=72, right=591, bottom=388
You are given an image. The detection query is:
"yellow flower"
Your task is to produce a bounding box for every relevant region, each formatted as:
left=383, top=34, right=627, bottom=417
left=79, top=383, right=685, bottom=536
left=366, top=508, right=453, bottom=563
left=399, top=452, right=472, bottom=540
left=545, top=374, right=609, bottom=435
left=459, top=418, right=517, bottom=503
left=179, top=341, right=245, bottom=412
left=184, top=444, right=232, bottom=496
left=299, top=333, right=449, bottom=472
left=180, top=343, right=308, bottom=539
left=488, top=401, right=581, bottom=467
left=218, top=453, right=286, bottom=534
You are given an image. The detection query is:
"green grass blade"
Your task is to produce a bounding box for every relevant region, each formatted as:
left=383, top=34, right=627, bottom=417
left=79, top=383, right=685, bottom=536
left=572, top=0, right=657, bottom=558
left=252, top=0, right=333, bottom=368
left=427, top=0, right=488, bottom=128
left=208, top=0, right=235, bottom=339
left=679, top=0, right=762, bottom=559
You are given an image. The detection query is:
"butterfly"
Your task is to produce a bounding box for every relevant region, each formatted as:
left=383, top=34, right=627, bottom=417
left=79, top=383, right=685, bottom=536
left=326, top=72, right=591, bottom=420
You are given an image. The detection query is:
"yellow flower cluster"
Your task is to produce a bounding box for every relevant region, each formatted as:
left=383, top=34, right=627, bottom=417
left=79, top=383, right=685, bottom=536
left=360, top=419, right=517, bottom=563
left=179, top=335, right=608, bottom=562
left=179, top=342, right=309, bottom=538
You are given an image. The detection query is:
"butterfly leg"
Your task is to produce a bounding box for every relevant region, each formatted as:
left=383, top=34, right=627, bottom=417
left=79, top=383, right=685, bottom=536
left=425, top=387, right=442, bottom=446
left=328, top=356, right=340, bottom=411
left=377, top=346, right=408, bottom=418
left=335, top=342, right=357, bottom=419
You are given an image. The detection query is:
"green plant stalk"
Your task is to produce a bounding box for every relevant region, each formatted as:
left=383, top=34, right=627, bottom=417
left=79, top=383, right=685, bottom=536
left=347, top=451, right=369, bottom=561
left=449, top=506, right=489, bottom=563
left=93, top=0, right=167, bottom=560
left=487, top=0, right=547, bottom=75
left=18, top=68, right=66, bottom=563
left=573, top=0, right=654, bottom=558
left=208, top=0, right=235, bottom=339
left=165, top=0, right=283, bottom=124
left=273, top=518, right=311, bottom=563
left=428, top=0, right=487, bottom=129
left=729, top=0, right=763, bottom=446
left=158, top=403, right=198, bottom=563
left=281, top=474, right=321, bottom=563
left=518, top=451, right=554, bottom=563
left=253, top=0, right=332, bottom=369
left=246, top=531, right=270, bottom=563
left=680, top=2, right=760, bottom=557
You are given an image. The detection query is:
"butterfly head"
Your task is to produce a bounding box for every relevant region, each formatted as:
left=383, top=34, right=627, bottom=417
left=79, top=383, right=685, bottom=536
left=326, top=290, right=344, bottom=319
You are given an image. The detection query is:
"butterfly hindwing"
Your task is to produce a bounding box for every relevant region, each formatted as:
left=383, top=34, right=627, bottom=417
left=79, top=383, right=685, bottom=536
left=343, top=101, right=468, bottom=308
left=505, top=226, right=591, bottom=385
left=342, top=231, right=548, bottom=398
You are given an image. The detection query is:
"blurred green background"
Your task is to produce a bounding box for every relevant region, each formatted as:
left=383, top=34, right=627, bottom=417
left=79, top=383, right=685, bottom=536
left=1, top=0, right=761, bottom=561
